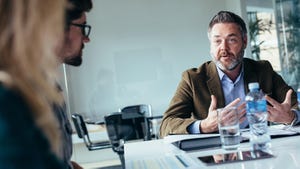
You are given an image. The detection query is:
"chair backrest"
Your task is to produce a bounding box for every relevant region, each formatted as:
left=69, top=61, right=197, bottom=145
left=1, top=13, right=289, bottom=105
left=104, top=112, right=124, bottom=167
left=105, top=106, right=152, bottom=169
left=72, top=113, right=112, bottom=151
left=120, top=104, right=152, bottom=118
left=72, top=113, right=88, bottom=139
left=104, top=112, right=123, bottom=149
left=105, top=111, right=151, bottom=169
left=120, top=104, right=152, bottom=140
left=105, top=112, right=144, bottom=142
left=72, top=113, right=95, bottom=146
left=104, top=109, right=151, bottom=148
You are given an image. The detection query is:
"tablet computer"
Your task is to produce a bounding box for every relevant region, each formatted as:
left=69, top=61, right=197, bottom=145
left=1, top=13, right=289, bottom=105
left=172, top=135, right=249, bottom=151
left=198, top=150, right=274, bottom=166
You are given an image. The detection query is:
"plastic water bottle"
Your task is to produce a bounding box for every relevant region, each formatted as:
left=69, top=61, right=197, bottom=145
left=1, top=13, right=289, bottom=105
left=245, top=82, right=271, bottom=151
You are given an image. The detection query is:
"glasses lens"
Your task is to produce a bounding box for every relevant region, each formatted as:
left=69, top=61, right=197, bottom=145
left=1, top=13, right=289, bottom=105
left=84, top=26, right=88, bottom=37
left=71, top=23, right=90, bottom=37
left=83, top=25, right=91, bottom=37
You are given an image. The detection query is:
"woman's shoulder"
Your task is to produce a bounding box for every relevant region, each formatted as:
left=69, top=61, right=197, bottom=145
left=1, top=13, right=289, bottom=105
left=0, top=72, right=17, bottom=101
left=0, top=80, right=35, bottom=134
left=0, top=83, right=27, bottom=110
left=0, top=82, right=64, bottom=169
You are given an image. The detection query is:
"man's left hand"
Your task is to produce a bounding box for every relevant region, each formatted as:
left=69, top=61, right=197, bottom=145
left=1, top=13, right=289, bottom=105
left=266, top=89, right=295, bottom=124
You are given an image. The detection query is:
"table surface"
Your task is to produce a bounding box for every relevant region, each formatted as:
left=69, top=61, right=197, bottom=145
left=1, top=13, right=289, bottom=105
left=125, top=127, right=300, bottom=169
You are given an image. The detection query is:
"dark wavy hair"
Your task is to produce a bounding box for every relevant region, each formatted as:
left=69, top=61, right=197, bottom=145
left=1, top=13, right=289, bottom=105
left=208, top=11, right=247, bottom=40
left=66, top=0, right=93, bottom=27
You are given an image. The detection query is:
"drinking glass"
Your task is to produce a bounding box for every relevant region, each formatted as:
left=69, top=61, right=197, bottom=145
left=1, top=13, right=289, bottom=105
left=217, top=106, right=240, bottom=150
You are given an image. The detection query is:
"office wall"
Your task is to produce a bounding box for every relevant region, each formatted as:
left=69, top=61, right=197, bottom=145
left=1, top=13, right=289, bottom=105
left=62, top=0, right=247, bottom=122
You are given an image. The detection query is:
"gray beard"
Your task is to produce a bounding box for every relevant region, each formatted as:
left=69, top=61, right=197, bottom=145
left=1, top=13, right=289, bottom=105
left=216, top=59, right=240, bottom=71
left=214, top=50, right=244, bottom=71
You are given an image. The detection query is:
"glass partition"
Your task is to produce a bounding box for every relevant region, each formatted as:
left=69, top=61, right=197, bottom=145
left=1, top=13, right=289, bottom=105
left=274, top=0, right=300, bottom=89
left=247, top=0, right=300, bottom=89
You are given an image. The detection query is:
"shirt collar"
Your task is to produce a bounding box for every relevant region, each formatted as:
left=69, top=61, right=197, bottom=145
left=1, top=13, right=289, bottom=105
left=216, top=63, right=244, bottom=83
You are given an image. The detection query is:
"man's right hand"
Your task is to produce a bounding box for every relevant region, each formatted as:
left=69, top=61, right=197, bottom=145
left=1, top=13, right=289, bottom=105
left=200, top=95, right=218, bottom=133
left=200, top=95, right=245, bottom=133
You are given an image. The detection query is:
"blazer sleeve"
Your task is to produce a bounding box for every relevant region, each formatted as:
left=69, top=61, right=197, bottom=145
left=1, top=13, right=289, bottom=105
left=160, top=70, right=198, bottom=137
left=270, top=68, right=298, bottom=108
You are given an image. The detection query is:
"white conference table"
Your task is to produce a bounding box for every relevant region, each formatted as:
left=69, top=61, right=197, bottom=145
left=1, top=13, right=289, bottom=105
left=125, top=127, right=300, bottom=169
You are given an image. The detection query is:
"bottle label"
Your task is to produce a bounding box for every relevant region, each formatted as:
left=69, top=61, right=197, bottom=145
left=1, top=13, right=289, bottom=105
left=246, top=100, right=267, bottom=113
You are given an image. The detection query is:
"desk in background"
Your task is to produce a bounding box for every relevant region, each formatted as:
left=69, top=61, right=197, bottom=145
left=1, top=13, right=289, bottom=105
left=125, top=126, right=300, bottom=169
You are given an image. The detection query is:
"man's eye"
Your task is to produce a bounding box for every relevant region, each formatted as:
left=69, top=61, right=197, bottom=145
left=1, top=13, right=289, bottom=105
left=228, top=38, right=238, bottom=44
left=213, top=40, right=221, bottom=44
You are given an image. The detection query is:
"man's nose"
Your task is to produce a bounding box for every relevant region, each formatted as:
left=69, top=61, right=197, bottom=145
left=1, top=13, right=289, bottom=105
left=83, top=36, right=90, bottom=43
left=220, top=40, right=228, bottom=50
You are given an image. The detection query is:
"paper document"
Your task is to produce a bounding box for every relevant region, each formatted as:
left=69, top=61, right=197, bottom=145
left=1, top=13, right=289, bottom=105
left=241, top=125, right=300, bottom=139
left=127, top=154, right=191, bottom=169
left=269, top=124, right=300, bottom=134
left=163, top=134, right=219, bottom=144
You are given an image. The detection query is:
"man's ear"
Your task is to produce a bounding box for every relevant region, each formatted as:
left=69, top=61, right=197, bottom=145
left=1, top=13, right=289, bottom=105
left=243, top=35, right=248, bottom=49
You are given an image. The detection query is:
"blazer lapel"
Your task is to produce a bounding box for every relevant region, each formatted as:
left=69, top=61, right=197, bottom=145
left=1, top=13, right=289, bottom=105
left=243, top=58, right=258, bottom=93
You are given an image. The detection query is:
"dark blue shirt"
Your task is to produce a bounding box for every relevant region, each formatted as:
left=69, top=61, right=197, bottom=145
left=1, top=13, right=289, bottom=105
left=0, top=84, right=65, bottom=169
left=53, top=85, right=73, bottom=169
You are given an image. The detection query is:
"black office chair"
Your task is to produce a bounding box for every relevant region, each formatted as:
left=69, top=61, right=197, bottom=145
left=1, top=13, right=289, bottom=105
left=71, top=113, right=111, bottom=151
left=119, top=104, right=152, bottom=140
left=104, top=108, right=151, bottom=169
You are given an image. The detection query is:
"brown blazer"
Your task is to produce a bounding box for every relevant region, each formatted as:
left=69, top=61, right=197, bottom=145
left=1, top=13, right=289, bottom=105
left=160, top=58, right=297, bottom=137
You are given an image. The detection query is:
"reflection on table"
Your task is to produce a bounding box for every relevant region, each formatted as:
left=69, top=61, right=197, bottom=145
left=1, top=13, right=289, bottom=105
left=125, top=125, right=300, bottom=169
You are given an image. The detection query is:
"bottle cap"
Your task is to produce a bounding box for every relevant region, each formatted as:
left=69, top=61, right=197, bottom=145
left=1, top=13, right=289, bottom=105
left=248, top=82, right=259, bottom=90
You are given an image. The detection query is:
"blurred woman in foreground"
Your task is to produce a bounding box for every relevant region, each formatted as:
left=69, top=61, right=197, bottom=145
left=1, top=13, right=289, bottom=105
left=0, top=0, right=66, bottom=168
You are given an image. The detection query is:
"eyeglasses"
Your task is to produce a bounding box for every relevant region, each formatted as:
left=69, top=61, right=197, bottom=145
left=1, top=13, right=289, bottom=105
left=70, top=23, right=91, bottom=38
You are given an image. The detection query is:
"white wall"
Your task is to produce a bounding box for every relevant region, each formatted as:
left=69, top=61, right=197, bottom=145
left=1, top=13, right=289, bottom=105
left=63, top=0, right=247, bottom=123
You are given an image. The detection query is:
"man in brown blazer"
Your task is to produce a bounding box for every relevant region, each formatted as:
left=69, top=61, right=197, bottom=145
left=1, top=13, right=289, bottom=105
left=160, top=11, right=299, bottom=137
